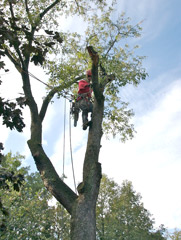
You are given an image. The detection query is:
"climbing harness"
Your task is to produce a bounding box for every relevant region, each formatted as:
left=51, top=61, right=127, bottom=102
left=70, top=93, right=93, bottom=130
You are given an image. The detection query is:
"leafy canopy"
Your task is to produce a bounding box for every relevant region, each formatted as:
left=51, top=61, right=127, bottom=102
left=0, top=0, right=147, bottom=141
left=46, top=9, right=147, bottom=141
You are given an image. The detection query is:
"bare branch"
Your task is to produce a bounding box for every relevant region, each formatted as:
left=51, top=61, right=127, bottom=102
left=105, top=20, right=144, bottom=57
left=39, top=87, right=58, bottom=122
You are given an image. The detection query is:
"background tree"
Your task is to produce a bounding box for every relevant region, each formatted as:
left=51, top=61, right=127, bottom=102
left=96, top=175, right=167, bottom=240
left=2, top=157, right=167, bottom=240
left=0, top=152, right=71, bottom=240
left=0, top=0, right=147, bottom=239
left=169, top=229, right=181, bottom=240
left=0, top=152, right=26, bottom=235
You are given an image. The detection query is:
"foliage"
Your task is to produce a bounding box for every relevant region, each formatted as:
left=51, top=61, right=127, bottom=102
left=46, top=10, right=147, bottom=141
left=0, top=80, right=25, bottom=132
left=0, top=96, right=25, bottom=132
left=0, top=143, right=3, bottom=163
left=96, top=174, right=167, bottom=240
left=0, top=0, right=111, bottom=69
left=0, top=0, right=147, bottom=141
left=0, top=152, right=26, bottom=233
left=1, top=157, right=167, bottom=240
left=169, top=229, right=181, bottom=240
left=0, top=152, right=70, bottom=240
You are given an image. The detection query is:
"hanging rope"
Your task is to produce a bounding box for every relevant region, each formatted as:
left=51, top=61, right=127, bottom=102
left=61, top=97, right=77, bottom=240
left=27, top=70, right=52, bottom=89
left=69, top=101, right=77, bottom=193
left=62, top=98, right=66, bottom=180
left=61, top=98, right=77, bottom=193
left=61, top=98, right=67, bottom=240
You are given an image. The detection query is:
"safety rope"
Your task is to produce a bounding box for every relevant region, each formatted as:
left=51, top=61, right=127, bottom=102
left=60, top=98, right=66, bottom=240
left=62, top=98, right=66, bottom=180
left=61, top=98, right=77, bottom=240
left=69, top=101, right=77, bottom=193
left=13, top=66, right=72, bottom=101
left=27, top=70, right=52, bottom=89
left=61, top=98, right=77, bottom=193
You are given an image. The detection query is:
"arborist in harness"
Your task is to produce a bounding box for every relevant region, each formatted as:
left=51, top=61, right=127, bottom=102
left=74, top=69, right=93, bottom=130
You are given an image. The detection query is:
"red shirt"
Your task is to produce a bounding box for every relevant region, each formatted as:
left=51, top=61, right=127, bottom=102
left=78, top=80, right=92, bottom=98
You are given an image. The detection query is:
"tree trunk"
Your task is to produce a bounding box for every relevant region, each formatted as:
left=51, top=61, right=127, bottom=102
left=26, top=45, right=104, bottom=240
left=70, top=190, right=98, bottom=239
left=70, top=94, right=104, bottom=239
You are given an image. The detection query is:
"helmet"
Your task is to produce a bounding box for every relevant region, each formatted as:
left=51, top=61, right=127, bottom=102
left=86, top=69, right=92, bottom=77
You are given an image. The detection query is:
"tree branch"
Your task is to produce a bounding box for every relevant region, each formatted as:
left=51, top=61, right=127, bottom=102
left=39, top=0, right=61, bottom=20
left=25, top=0, right=30, bottom=16
left=99, top=62, right=115, bottom=87
left=8, top=1, right=17, bottom=26
left=4, top=48, right=21, bottom=72
left=39, top=76, right=81, bottom=122
left=27, top=139, right=77, bottom=214
left=87, top=46, right=104, bottom=102
left=39, top=87, right=58, bottom=122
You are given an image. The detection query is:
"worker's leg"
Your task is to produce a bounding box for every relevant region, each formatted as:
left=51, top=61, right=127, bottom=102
left=82, top=110, right=89, bottom=130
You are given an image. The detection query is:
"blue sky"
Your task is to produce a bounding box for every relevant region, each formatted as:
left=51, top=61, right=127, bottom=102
left=1, top=0, right=181, bottom=231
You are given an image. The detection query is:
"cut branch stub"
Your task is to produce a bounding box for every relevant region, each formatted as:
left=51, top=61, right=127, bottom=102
left=87, top=46, right=99, bottom=66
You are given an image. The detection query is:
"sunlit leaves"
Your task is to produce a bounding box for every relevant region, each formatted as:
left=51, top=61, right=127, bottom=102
left=103, top=99, right=135, bottom=141
left=45, top=7, right=147, bottom=140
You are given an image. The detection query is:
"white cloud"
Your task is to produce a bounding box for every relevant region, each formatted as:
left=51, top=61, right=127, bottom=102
left=117, top=0, right=171, bottom=41
left=99, top=78, right=181, bottom=228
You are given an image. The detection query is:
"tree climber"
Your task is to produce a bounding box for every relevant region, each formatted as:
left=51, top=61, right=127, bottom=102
left=75, top=69, right=93, bottom=130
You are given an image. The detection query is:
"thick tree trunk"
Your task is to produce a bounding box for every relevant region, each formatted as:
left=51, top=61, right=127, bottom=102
left=70, top=161, right=102, bottom=240
left=70, top=95, right=104, bottom=239
left=71, top=191, right=97, bottom=239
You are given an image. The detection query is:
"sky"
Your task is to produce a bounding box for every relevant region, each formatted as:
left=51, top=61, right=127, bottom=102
left=1, top=0, right=181, bottom=231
